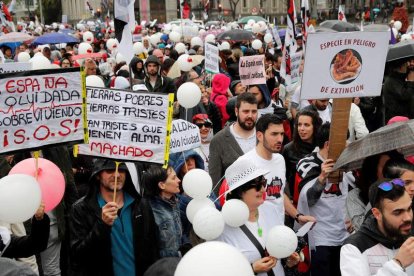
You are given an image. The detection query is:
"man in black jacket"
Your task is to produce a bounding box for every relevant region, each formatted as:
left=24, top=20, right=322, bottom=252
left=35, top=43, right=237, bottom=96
left=69, top=159, right=159, bottom=276
left=144, top=55, right=176, bottom=96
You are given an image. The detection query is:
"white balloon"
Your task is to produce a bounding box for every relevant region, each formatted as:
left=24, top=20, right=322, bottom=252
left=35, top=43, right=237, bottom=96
left=106, top=38, right=118, bottom=51
left=252, top=39, right=263, bottom=50
left=401, top=34, right=412, bottom=41
left=133, top=42, right=144, bottom=55
left=205, top=34, right=216, bottom=43
left=257, top=21, right=267, bottom=33
left=174, top=241, right=254, bottom=276
left=191, top=36, right=203, bottom=47
left=78, top=42, right=93, bottom=55
left=177, top=54, right=193, bottom=72
left=183, top=169, right=213, bottom=199
left=177, top=82, right=202, bottom=108
left=169, top=31, right=181, bottom=42
left=175, top=42, right=186, bottom=54
left=193, top=207, right=225, bottom=240
left=186, top=198, right=215, bottom=223
left=172, top=25, right=183, bottom=34
left=30, top=55, right=51, bottom=70
left=247, top=19, right=256, bottom=26
left=266, top=225, right=298, bottom=258
left=59, top=24, right=65, bottom=30
left=164, top=24, right=172, bottom=33
left=199, top=29, right=206, bottom=36
left=0, top=174, right=41, bottom=223
left=221, top=41, right=230, bottom=50
left=17, top=52, right=31, bottom=62
left=51, top=23, right=58, bottom=29
left=264, top=33, right=273, bottom=43
left=150, top=34, right=160, bottom=46
left=221, top=199, right=249, bottom=227
left=86, top=75, right=105, bottom=88
left=83, top=31, right=94, bottom=44
left=394, top=21, right=402, bottom=31
left=252, top=23, right=261, bottom=34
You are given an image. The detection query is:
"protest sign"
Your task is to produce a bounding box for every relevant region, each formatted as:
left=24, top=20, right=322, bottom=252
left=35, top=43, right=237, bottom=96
left=0, top=68, right=86, bottom=154
left=78, top=88, right=173, bottom=164
left=0, top=62, right=32, bottom=74
left=170, top=119, right=201, bottom=153
left=290, top=52, right=303, bottom=85
left=133, top=34, right=142, bottom=42
left=301, top=31, right=389, bottom=99
left=204, top=42, right=219, bottom=73
left=239, top=55, right=266, bottom=86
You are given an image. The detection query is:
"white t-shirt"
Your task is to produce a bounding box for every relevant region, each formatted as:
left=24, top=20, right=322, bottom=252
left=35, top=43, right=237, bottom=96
left=317, top=107, right=332, bottom=123
left=230, top=124, right=256, bottom=154
left=216, top=201, right=285, bottom=276
left=242, top=149, right=286, bottom=226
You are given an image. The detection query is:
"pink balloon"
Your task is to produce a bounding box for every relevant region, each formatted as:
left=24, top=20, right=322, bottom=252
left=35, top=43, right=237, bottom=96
left=9, top=158, right=65, bottom=212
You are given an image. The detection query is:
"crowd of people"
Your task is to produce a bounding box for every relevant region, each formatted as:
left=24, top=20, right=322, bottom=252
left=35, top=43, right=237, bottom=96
left=1, top=13, right=414, bottom=276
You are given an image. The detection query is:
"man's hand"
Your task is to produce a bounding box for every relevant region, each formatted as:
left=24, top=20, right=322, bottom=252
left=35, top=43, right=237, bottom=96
left=34, top=202, right=45, bottom=221
left=286, top=252, right=301, bottom=268
left=252, top=256, right=277, bottom=273
left=394, top=237, right=414, bottom=268
left=318, top=159, right=335, bottom=183
left=298, top=215, right=316, bottom=225
left=102, top=202, right=118, bottom=226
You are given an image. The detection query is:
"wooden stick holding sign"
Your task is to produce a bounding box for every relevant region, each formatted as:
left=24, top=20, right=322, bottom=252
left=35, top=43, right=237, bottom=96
left=112, top=161, right=121, bottom=203
left=327, top=98, right=352, bottom=183
left=33, top=151, right=40, bottom=181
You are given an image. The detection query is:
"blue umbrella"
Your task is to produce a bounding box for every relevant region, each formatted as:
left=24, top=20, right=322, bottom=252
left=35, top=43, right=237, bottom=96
left=32, top=33, right=79, bottom=46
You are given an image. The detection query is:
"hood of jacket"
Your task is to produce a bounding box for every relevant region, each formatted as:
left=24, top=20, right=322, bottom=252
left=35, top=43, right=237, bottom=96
left=130, top=56, right=144, bottom=77
left=257, top=84, right=271, bottom=108
left=168, top=150, right=205, bottom=175
left=358, top=214, right=406, bottom=249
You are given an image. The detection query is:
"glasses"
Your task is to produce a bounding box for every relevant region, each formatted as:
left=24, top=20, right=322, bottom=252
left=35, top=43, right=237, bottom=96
left=196, top=122, right=212, bottom=129
left=378, top=178, right=405, bottom=191
left=246, top=176, right=267, bottom=191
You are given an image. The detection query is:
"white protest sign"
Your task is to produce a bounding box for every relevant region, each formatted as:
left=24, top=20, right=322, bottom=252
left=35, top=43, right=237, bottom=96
left=0, top=68, right=86, bottom=154
left=301, top=31, right=389, bottom=99
left=78, top=88, right=173, bottom=164
left=204, top=42, right=219, bottom=73
left=290, top=51, right=303, bottom=84
left=239, top=55, right=266, bottom=86
left=272, top=26, right=282, bottom=48
left=170, top=119, right=201, bottom=153
left=0, top=62, right=32, bottom=74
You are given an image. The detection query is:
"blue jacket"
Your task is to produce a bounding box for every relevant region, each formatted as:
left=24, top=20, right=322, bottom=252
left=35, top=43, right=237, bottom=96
left=149, top=196, right=184, bottom=257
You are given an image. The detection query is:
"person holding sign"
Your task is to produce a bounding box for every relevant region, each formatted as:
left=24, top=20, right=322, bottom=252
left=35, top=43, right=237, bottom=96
left=69, top=159, right=158, bottom=276
left=296, top=123, right=350, bottom=276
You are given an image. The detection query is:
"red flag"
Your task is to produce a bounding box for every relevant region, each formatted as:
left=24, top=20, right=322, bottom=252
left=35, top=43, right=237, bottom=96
left=182, top=1, right=190, bottom=19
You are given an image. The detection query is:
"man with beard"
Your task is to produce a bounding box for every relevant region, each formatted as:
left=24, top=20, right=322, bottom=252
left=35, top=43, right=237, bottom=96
left=144, top=55, right=176, bottom=95
left=69, top=159, right=158, bottom=276
left=302, top=99, right=332, bottom=123
left=209, top=92, right=258, bottom=195
left=241, top=114, right=315, bottom=225
left=340, top=178, right=414, bottom=275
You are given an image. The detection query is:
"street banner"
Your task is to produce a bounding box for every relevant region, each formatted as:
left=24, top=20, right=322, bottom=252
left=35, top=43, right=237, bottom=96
left=78, top=88, right=173, bottom=164
left=204, top=42, right=219, bottom=73
left=0, top=62, right=31, bottom=74
left=170, top=119, right=201, bottom=153
left=0, top=68, right=86, bottom=154
left=239, top=55, right=266, bottom=86
left=301, top=31, right=389, bottom=99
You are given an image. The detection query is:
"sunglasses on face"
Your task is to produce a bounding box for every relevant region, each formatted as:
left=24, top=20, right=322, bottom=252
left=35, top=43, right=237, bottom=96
left=378, top=178, right=405, bottom=191
left=246, top=176, right=267, bottom=191
left=196, top=122, right=212, bottom=128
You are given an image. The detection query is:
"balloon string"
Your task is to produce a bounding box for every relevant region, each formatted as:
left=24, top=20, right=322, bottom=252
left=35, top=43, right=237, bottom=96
left=34, top=151, right=40, bottom=181
left=112, top=161, right=121, bottom=203
left=211, top=175, right=226, bottom=203
left=181, top=151, right=188, bottom=173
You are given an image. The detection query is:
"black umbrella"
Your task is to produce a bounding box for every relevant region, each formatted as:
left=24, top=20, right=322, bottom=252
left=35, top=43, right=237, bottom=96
left=216, top=29, right=256, bottom=42
left=320, top=20, right=360, bottom=32
left=386, top=40, right=414, bottom=62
